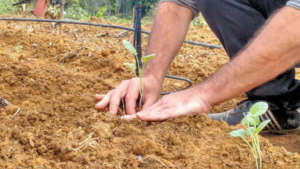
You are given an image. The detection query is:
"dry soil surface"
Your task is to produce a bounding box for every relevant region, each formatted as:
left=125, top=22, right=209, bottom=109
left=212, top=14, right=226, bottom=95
left=0, top=16, right=299, bottom=169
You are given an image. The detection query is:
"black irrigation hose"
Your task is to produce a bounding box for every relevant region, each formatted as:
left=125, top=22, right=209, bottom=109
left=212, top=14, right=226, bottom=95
left=0, top=17, right=194, bottom=94
left=0, top=17, right=223, bottom=49
left=161, top=75, right=193, bottom=95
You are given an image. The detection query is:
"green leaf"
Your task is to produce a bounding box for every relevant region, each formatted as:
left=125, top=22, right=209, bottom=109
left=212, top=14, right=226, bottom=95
left=256, top=119, right=271, bottom=133
left=253, top=116, right=260, bottom=126
left=250, top=102, right=268, bottom=116
left=14, top=45, right=23, bottom=53
left=124, top=63, right=136, bottom=73
left=230, top=129, right=246, bottom=138
left=242, top=114, right=260, bottom=126
left=241, top=117, right=249, bottom=126
left=241, top=114, right=253, bottom=126
left=122, top=40, right=137, bottom=56
left=96, top=6, right=107, bottom=18
left=142, top=53, right=155, bottom=63
left=245, top=127, right=256, bottom=136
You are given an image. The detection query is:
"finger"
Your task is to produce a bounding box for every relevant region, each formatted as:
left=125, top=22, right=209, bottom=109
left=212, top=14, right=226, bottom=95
left=136, top=102, right=165, bottom=121
left=95, top=94, right=105, bottom=101
left=95, top=92, right=111, bottom=110
left=142, top=97, right=157, bottom=110
left=109, top=81, right=129, bottom=115
left=138, top=99, right=197, bottom=121
left=125, top=80, right=140, bottom=115
left=120, top=114, right=137, bottom=120
left=136, top=111, right=164, bottom=121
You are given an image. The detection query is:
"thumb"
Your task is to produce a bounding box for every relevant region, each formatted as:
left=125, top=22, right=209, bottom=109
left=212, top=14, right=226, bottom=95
left=142, top=97, right=157, bottom=110
left=136, top=110, right=164, bottom=121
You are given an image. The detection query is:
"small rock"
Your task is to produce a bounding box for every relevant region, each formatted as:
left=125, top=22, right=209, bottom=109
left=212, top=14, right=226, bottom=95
left=0, top=97, right=10, bottom=109
left=137, top=155, right=143, bottom=161
left=32, top=43, right=38, bottom=48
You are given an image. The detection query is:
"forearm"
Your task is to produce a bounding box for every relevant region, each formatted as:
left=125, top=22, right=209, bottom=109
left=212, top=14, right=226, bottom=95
left=196, top=6, right=300, bottom=106
left=144, top=2, right=193, bottom=84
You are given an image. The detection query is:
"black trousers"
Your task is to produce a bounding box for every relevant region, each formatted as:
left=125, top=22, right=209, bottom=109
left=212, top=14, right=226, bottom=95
left=197, top=0, right=300, bottom=110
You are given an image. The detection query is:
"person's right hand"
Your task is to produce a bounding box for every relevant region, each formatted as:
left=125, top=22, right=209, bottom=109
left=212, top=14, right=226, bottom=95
left=95, top=75, right=161, bottom=115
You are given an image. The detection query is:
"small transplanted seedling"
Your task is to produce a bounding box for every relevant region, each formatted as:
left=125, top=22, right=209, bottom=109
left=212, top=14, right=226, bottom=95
left=122, top=40, right=155, bottom=106
left=14, top=45, right=23, bottom=53
left=230, top=102, right=270, bottom=169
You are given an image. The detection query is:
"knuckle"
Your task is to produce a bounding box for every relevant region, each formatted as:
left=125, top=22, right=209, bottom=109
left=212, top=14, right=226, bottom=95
left=125, top=94, right=131, bottom=100
left=125, top=94, right=135, bottom=103
left=128, top=79, right=136, bottom=86
left=110, top=102, right=119, bottom=108
left=109, top=89, right=116, bottom=95
left=127, top=90, right=139, bottom=100
left=111, top=93, right=120, bottom=101
left=109, top=90, right=116, bottom=98
left=120, top=80, right=129, bottom=86
left=160, top=98, right=167, bottom=104
left=131, top=78, right=139, bottom=85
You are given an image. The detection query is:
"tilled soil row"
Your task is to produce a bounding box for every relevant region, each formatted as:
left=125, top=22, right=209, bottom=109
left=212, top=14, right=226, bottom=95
left=0, top=18, right=299, bottom=169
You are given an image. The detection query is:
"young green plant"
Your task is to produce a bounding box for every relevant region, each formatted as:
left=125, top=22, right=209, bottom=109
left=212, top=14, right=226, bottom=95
left=122, top=40, right=155, bottom=106
left=230, top=102, right=270, bottom=169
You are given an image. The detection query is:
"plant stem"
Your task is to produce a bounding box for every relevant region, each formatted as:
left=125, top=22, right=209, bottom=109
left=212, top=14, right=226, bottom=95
left=253, top=125, right=262, bottom=169
left=249, top=134, right=259, bottom=169
left=138, top=68, right=144, bottom=107
left=134, top=52, right=143, bottom=107
left=241, top=137, right=259, bottom=168
left=255, top=134, right=263, bottom=169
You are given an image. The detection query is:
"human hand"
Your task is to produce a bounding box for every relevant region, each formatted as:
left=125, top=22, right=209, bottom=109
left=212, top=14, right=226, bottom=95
left=95, top=75, right=161, bottom=115
left=122, top=88, right=212, bottom=121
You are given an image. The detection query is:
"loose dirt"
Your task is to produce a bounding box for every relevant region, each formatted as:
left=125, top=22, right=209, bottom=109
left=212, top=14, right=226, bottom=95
left=0, top=16, right=299, bottom=169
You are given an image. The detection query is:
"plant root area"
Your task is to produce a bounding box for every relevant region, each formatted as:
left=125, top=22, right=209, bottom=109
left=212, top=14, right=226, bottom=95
left=0, top=17, right=299, bottom=169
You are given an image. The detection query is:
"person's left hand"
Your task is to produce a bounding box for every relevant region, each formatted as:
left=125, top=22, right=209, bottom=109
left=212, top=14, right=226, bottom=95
left=121, top=88, right=212, bottom=121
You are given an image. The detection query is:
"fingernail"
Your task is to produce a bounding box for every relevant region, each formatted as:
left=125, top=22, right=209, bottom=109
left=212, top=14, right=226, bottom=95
left=95, top=102, right=103, bottom=108
left=96, top=94, right=105, bottom=97
left=121, top=114, right=137, bottom=120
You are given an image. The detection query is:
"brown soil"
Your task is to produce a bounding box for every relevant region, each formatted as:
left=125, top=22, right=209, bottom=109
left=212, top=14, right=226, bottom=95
left=0, top=16, right=299, bottom=169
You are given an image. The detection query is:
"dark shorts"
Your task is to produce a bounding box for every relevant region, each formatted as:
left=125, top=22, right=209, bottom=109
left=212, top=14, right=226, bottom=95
left=160, top=0, right=300, bottom=110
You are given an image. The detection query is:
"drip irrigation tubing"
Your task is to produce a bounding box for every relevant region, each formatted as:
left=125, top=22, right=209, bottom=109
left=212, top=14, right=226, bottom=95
left=161, top=75, right=193, bottom=95
left=0, top=17, right=194, bottom=94
left=0, top=17, right=223, bottom=49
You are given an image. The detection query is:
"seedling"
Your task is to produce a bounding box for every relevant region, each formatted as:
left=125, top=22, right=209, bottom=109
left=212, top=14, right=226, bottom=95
left=14, top=45, right=23, bottom=53
left=230, top=102, right=270, bottom=169
left=122, top=40, right=155, bottom=106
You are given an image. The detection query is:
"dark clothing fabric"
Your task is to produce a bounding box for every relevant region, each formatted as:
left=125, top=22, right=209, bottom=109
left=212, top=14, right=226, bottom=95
left=160, top=0, right=300, bottom=110
left=197, top=0, right=300, bottom=100
left=160, top=0, right=300, bottom=16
